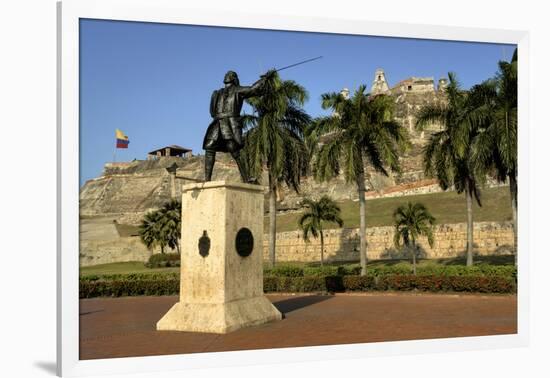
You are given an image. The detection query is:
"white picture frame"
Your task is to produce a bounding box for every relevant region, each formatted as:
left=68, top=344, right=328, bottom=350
left=57, top=1, right=530, bottom=376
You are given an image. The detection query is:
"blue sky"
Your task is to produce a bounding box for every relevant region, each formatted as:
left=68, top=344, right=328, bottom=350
left=80, top=19, right=515, bottom=186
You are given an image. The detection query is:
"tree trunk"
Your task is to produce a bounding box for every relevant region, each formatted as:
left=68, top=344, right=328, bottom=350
left=176, top=240, right=181, bottom=255
left=320, top=226, right=324, bottom=267
left=465, top=181, right=474, bottom=267
left=170, top=172, right=176, bottom=199
left=509, top=174, right=518, bottom=266
left=411, top=240, right=417, bottom=276
left=268, top=172, right=277, bottom=268
left=357, top=170, right=368, bottom=276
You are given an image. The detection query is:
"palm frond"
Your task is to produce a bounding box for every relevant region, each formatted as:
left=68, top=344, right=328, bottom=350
left=415, top=105, right=448, bottom=131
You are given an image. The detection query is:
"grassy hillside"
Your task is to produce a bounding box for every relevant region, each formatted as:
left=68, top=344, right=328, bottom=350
left=80, top=261, right=179, bottom=276
left=270, top=186, right=512, bottom=232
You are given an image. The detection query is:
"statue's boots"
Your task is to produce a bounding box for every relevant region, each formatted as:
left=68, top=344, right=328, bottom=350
left=231, top=151, right=251, bottom=183
left=204, top=150, right=215, bottom=181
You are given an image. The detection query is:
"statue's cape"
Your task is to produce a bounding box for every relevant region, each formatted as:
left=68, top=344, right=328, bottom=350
left=202, top=87, right=246, bottom=152
left=202, top=119, right=221, bottom=150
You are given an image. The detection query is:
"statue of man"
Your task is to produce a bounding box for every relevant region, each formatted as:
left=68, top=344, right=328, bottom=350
left=203, top=70, right=275, bottom=182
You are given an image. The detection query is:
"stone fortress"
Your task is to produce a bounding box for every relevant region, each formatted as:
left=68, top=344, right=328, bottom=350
left=371, top=68, right=447, bottom=139
left=79, top=69, right=513, bottom=266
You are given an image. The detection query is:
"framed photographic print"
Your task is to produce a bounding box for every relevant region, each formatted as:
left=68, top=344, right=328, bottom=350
left=57, top=0, right=529, bottom=376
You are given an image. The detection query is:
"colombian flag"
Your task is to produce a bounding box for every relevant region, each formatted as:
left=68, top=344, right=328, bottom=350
left=115, top=129, right=130, bottom=149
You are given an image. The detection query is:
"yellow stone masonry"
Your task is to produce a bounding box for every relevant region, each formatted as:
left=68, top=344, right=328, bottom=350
left=262, top=221, right=514, bottom=262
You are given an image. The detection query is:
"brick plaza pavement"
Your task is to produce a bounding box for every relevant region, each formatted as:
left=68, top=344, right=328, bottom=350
left=79, top=293, right=517, bottom=360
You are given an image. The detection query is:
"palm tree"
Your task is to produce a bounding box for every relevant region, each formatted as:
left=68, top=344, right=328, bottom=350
left=415, top=72, right=484, bottom=266
left=469, top=49, right=518, bottom=263
left=158, top=199, right=182, bottom=254
left=138, top=199, right=182, bottom=254
left=298, top=196, right=344, bottom=266
left=241, top=71, right=310, bottom=268
left=312, top=86, right=407, bottom=275
left=139, top=210, right=167, bottom=253
left=392, top=202, right=436, bottom=275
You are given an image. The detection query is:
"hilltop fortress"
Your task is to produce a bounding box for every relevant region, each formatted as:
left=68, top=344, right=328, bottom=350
left=282, top=68, right=449, bottom=207
left=370, top=68, right=447, bottom=137
left=79, top=69, right=511, bottom=266
left=81, top=69, right=448, bottom=217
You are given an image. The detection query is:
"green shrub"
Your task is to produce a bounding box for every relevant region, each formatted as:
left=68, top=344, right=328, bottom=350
left=414, top=275, right=445, bottom=291
left=263, top=275, right=326, bottom=292
left=298, top=276, right=328, bottom=292
left=379, top=275, right=417, bottom=291
left=417, top=264, right=516, bottom=278
left=263, top=276, right=279, bottom=292
left=263, top=262, right=516, bottom=279
left=265, top=265, right=304, bottom=277
left=358, top=263, right=516, bottom=279
left=80, top=272, right=179, bottom=282
left=145, top=253, right=181, bottom=268
left=377, top=275, right=516, bottom=293
left=476, top=264, right=517, bottom=278
left=367, top=263, right=414, bottom=276
left=303, top=266, right=340, bottom=277
left=80, top=274, right=101, bottom=281
left=341, top=276, right=376, bottom=291
left=79, top=273, right=515, bottom=298
left=262, top=274, right=515, bottom=294
left=340, top=265, right=362, bottom=275
left=79, top=278, right=180, bottom=298
left=79, top=268, right=516, bottom=298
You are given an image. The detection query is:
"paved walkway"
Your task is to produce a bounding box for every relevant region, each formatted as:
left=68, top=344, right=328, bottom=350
left=79, top=293, right=517, bottom=360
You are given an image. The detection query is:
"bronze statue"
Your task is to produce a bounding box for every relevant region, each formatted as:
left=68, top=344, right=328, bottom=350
left=203, top=70, right=275, bottom=182
left=203, top=57, right=323, bottom=182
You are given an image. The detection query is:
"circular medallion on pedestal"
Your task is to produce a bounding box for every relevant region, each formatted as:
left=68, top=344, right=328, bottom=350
left=235, top=227, right=254, bottom=257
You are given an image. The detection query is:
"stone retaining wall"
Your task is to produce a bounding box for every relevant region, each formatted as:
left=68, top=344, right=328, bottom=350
left=80, top=238, right=154, bottom=267
left=80, top=221, right=514, bottom=267
left=262, top=221, right=515, bottom=262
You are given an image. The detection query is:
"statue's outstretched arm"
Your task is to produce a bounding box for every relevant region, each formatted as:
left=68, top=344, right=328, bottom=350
left=238, top=79, right=266, bottom=98
left=238, top=70, right=276, bottom=98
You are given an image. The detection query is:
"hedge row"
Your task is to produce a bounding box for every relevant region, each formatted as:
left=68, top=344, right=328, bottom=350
left=79, top=274, right=515, bottom=298
left=80, top=278, right=180, bottom=298
left=139, top=256, right=516, bottom=279
left=80, top=272, right=180, bottom=282
left=145, top=253, right=181, bottom=268
left=264, top=264, right=517, bottom=279
left=80, top=264, right=516, bottom=284
left=339, top=275, right=516, bottom=293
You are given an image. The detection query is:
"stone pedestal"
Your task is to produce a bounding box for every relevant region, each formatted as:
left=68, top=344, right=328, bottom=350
left=157, top=181, right=282, bottom=333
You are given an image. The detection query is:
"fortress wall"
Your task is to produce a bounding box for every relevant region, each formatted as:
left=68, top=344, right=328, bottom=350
left=79, top=234, right=179, bottom=267
left=79, top=174, right=170, bottom=216
left=365, top=180, right=441, bottom=199
left=116, top=212, right=150, bottom=225
left=79, top=215, right=177, bottom=267
left=79, top=221, right=514, bottom=267
left=262, top=221, right=515, bottom=263
left=80, top=238, right=154, bottom=267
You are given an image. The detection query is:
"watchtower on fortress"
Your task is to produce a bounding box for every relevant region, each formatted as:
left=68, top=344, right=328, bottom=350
left=371, top=68, right=390, bottom=95
left=392, top=77, right=435, bottom=93
left=340, top=87, right=350, bottom=99
left=438, top=77, right=449, bottom=92
left=371, top=68, right=450, bottom=95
